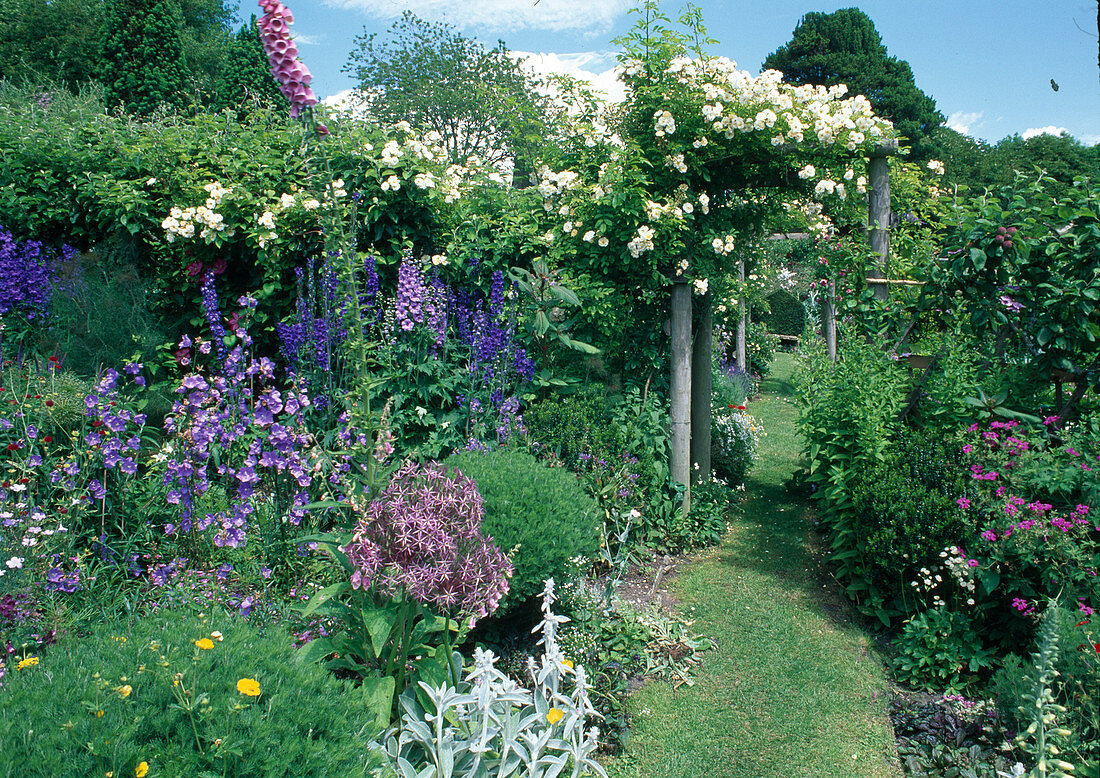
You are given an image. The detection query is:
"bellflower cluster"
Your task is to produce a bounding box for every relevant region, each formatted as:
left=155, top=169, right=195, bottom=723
left=163, top=286, right=316, bottom=548
left=341, top=460, right=512, bottom=622
left=257, top=0, right=318, bottom=118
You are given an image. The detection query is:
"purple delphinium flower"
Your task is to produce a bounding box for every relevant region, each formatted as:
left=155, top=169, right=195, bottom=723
left=395, top=255, right=425, bottom=331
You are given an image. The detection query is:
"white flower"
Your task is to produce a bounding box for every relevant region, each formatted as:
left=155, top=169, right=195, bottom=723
left=279, top=193, right=296, bottom=209
left=597, top=236, right=609, bottom=247
left=583, top=230, right=595, bottom=242
left=927, top=159, right=945, bottom=175
left=698, top=192, right=710, bottom=214
left=797, top=164, right=816, bottom=180
left=302, top=198, right=320, bottom=210
left=5, top=556, right=22, bottom=569
left=257, top=211, right=276, bottom=230
left=814, top=179, right=836, bottom=195
left=693, top=278, right=709, bottom=295
left=145, top=177, right=157, bottom=186
left=413, top=172, right=436, bottom=189
left=380, top=175, right=402, bottom=192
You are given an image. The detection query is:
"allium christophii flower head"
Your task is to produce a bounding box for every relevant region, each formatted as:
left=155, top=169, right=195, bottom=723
left=257, top=0, right=318, bottom=118
left=342, top=461, right=512, bottom=621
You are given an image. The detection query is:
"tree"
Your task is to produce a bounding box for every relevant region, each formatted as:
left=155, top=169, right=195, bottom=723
left=763, top=8, right=943, bottom=160
left=207, top=16, right=289, bottom=114
left=344, top=12, right=551, bottom=170
left=0, top=0, right=104, bottom=87
left=100, top=0, right=193, bottom=115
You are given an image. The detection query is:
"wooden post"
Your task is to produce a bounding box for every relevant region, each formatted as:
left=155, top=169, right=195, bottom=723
left=691, top=293, right=713, bottom=482
left=824, top=281, right=837, bottom=361
left=736, top=259, right=747, bottom=370
left=670, top=279, right=692, bottom=512
left=867, top=141, right=897, bottom=302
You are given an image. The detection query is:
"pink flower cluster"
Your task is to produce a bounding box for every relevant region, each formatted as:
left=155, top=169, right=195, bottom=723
left=257, top=0, right=318, bottom=118
left=341, top=461, right=513, bottom=622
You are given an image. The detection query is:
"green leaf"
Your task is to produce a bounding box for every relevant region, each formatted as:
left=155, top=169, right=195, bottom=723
left=358, top=675, right=396, bottom=729
left=364, top=608, right=399, bottom=658
left=300, top=582, right=349, bottom=618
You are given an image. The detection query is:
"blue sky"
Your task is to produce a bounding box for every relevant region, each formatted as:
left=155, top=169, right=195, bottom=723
left=244, top=0, right=1100, bottom=145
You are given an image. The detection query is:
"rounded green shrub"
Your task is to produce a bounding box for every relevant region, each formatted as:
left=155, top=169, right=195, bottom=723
left=447, top=449, right=600, bottom=612
left=0, top=611, right=385, bottom=778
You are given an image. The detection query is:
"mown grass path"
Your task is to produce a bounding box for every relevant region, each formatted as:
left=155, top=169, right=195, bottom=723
left=607, top=354, right=899, bottom=778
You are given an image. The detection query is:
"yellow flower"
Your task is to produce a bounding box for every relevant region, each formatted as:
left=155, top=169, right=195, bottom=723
left=194, top=638, right=214, bottom=650
left=16, top=656, right=39, bottom=670
left=135, top=761, right=149, bottom=777
left=546, top=707, right=564, bottom=725
left=95, top=710, right=104, bottom=718
left=236, top=677, right=260, bottom=697
left=117, top=685, right=132, bottom=698
left=561, top=660, right=574, bottom=671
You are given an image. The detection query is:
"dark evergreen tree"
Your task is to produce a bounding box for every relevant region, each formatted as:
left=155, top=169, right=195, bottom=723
left=763, top=8, right=944, bottom=160
left=100, top=0, right=192, bottom=115
left=208, top=16, right=288, bottom=113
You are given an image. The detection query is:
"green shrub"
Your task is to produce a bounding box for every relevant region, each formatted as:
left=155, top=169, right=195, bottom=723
left=448, top=449, right=599, bottom=611
left=0, top=612, right=386, bottom=778
left=847, top=433, right=972, bottom=619
left=762, top=289, right=806, bottom=337
left=747, top=321, right=780, bottom=377
left=891, top=606, right=995, bottom=694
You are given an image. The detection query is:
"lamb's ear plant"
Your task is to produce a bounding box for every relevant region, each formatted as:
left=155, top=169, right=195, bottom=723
left=382, top=579, right=608, bottom=778
left=1015, top=603, right=1076, bottom=778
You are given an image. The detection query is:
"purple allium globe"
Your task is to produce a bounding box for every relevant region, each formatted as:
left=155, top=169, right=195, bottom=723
left=341, top=461, right=512, bottom=623
left=257, top=0, right=318, bottom=118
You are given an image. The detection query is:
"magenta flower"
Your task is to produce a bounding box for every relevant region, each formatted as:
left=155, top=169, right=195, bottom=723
left=956, top=497, right=971, bottom=510
left=257, top=0, right=318, bottom=118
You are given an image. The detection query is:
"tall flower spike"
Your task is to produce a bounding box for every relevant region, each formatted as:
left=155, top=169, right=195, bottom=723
left=257, top=0, right=318, bottom=118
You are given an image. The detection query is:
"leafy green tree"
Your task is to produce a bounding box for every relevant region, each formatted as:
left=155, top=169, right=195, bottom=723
left=0, top=0, right=104, bottom=87
left=344, top=12, right=552, bottom=170
left=100, top=0, right=192, bottom=115
left=763, top=8, right=944, bottom=160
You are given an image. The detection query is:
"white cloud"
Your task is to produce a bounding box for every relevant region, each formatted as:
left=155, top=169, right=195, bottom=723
left=291, top=32, right=322, bottom=46
left=322, top=89, right=370, bottom=117
left=513, top=51, right=625, bottom=103
left=1021, top=125, right=1067, bottom=140
left=946, top=111, right=983, bottom=136
left=1080, top=134, right=1100, bottom=147
left=324, top=0, right=632, bottom=33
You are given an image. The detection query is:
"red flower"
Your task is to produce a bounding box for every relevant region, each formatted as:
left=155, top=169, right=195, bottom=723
left=186, top=260, right=205, bottom=278
left=48, top=356, right=58, bottom=363
left=6, top=443, right=18, bottom=451
left=736, top=405, right=746, bottom=410
left=42, top=436, right=52, bottom=443
left=45, top=400, right=53, bottom=407
left=1078, top=620, right=1092, bottom=627
left=91, top=420, right=103, bottom=427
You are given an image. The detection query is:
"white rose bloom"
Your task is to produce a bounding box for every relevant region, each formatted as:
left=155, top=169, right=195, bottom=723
left=583, top=230, right=595, bottom=242
left=693, top=278, right=709, bottom=295
left=597, top=236, right=609, bottom=247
